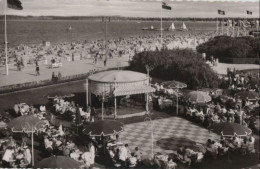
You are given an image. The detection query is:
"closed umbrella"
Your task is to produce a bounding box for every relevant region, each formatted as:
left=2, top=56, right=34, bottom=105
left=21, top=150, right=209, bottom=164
left=161, top=80, right=187, bottom=115
left=186, top=91, right=211, bottom=103
left=82, top=120, right=123, bottom=136
left=8, top=115, right=45, bottom=166
left=234, top=91, right=260, bottom=101
left=209, top=122, right=252, bottom=137
left=36, top=156, right=82, bottom=168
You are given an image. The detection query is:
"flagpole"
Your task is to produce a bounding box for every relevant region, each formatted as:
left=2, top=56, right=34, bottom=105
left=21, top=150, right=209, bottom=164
left=222, top=18, right=224, bottom=35
left=5, top=0, right=8, bottom=76
left=245, top=12, right=247, bottom=36
left=160, top=0, right=162, bottom=48
left=217, top=17, right=219, bottom=36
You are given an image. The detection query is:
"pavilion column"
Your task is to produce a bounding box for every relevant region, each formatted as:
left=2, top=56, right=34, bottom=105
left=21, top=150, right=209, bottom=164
left=114, top=96, right=117, bottom=119
left=86, top=79, right=88, bottom=107
left=146, top=93, right=149, bottom=112
left=88, top=81, right=92, bottom=107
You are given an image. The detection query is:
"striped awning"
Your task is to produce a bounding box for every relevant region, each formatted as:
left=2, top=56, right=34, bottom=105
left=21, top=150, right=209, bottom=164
left=114, top=85, right=155, bottom=96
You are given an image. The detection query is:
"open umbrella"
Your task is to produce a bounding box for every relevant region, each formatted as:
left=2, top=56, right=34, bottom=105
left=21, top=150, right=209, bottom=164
left=161, top=80, right=187, bottom=89
left=47, top=91, right=75, bottom=99
left=209, top=122, right=252, bottom=137
left=161, top=80, right=187, bottom=115
left=36, top=156, right=82, bottom=168
left=186, top=91, right=211, bottom=103
left=234, top=91, right=260, bottom=101
left=8, top=115, right=45, bottom=166
left=83, top=120, right=123, bottom=136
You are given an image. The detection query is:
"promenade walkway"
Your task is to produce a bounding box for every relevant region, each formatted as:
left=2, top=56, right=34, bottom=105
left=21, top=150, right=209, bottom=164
left=0, top=56, right=129, bottom=87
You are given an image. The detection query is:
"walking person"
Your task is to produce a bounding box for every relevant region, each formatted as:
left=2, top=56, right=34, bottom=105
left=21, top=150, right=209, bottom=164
left=36, top=62, right=40, bottom=76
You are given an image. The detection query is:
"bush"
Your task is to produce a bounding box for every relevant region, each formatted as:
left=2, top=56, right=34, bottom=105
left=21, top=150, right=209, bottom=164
left=197, top=36, right=260, bottom=59
left=129, top=48, right=219, bottom=90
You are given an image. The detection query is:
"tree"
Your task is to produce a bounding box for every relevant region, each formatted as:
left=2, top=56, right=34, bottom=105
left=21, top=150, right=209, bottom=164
left=129, top=48, right=219, bottom=89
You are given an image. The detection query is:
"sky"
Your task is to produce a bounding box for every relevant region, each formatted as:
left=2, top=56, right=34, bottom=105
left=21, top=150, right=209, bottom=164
left=0, top=0, right=259, bottom=18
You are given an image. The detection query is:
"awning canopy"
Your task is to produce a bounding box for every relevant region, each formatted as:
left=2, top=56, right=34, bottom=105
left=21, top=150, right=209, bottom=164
left=114, top=84, right=155, bottom=96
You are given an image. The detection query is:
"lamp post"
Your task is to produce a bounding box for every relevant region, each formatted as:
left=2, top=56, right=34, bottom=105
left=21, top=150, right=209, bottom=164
left=145, top=64, right=154, bottom=112
left=144, top=114, right=162, bottom=159
left=102, top=17, right=110, bottom=65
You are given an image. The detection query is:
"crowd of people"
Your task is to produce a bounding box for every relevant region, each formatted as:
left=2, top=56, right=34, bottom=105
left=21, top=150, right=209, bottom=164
left=0, top=31, right=215, bottom=70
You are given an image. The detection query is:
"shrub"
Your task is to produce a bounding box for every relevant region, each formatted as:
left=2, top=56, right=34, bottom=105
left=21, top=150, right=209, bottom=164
left=129, top=48, right=219, bottom=89
left=197, top=36, right=260, bottom=59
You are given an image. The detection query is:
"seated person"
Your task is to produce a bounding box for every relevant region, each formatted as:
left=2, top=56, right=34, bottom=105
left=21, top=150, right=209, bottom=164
left=133, top=147, right=142, bottom=162
left=165, top=157, right=177, bottom=169
left=247, top=137, right=255, bottom=153
left=44, top=136, right=53, bottom=154
left=177, top=145, right=185, bottom=160
left=183, top=147, right=191, bottom=166
left=240, top=138, right=248, bottom=155
left=70, top=149, right=80, bottom=161
left=39, top=105, right=46, bottom=112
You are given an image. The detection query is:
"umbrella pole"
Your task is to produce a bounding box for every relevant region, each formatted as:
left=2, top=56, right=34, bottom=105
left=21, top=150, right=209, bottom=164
left=114, top=97, right=117, bottom=119
left=102, top=97, right=104, bottom=120
left=151, top=122, right=154, bottom=159
left=31, top=130, right=34, bottom=166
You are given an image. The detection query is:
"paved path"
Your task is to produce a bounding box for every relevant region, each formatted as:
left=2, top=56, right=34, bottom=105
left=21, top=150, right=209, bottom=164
left=0, top=56, right=129, bottom=87
left=120, top=116, right=218, bottom=157
left=212, top=63, right=259, bottom=75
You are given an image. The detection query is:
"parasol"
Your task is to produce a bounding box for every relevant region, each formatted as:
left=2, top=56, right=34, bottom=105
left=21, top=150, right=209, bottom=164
left=186, top=91, right=211, bottom=103
left=161, top=80, right=187, bottom=115
left=82, top=120, right=123, bottom=136
left=7, top=115, right=45, bottom=166
left=35, top=156, right=82, bottom=168
left=234, top=91, right=259, bottom=101
left=209, top=122, right=252, bottom=137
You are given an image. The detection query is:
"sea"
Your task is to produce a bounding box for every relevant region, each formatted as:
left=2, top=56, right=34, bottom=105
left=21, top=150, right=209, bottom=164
left=0, top=20, right=216, bottom=46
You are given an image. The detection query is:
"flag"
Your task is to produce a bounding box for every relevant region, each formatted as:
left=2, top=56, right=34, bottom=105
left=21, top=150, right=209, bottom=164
left=247, top=10, right=252, bottom=15
left=218, top=10, right=225, bottom=15
left=7, top=0, right=23, bottom=10
left=162, top=1, right=171, bottom=10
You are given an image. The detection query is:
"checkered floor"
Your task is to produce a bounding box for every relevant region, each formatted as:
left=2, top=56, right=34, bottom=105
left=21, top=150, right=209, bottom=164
left=120, top=117, right=219, bottom=156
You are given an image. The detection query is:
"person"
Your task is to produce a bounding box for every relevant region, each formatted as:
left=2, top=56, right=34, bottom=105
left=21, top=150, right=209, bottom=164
left=89, top=142, right=95, bottom=165
left=240, top=139, right=248, bottom=155
left=2, top=146, right=14, bottom=168
left=23, top=146, right=32, bottom=166
left=36, top=62, right=40, bottom=76
left=119, top=144, right=128, bottom=166
left=104, top=58, right=107, bottom=67
left=70, top=149, right=79, bottom=161
left=247, top=136, right=255, bottom=153
left=133, top=147, right=142, bottom=162
left=58, top=72, right=62, bottom=80
left=183, top=147, right=191, bottom=166
left=52, top=72, right=56, bottom=81
left=81, top=148, right=91, bottom=168
left=44, top=136, right=53, bottom=155
left=165, top=157, right=177, bottom=169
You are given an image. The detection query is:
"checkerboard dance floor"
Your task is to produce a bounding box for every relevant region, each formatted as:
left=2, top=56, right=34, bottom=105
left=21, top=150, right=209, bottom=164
left=120, top=117, right=219, bottom=156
